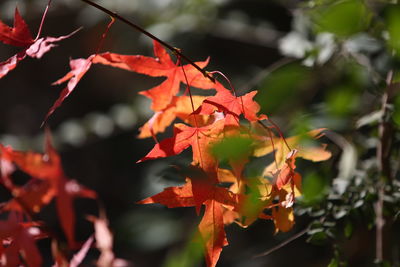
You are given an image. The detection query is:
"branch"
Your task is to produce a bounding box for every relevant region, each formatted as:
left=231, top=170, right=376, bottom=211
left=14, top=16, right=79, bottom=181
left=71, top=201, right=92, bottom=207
left=253, top=226, right=310, bottom=258
left=79, top=0, right=215, bottom=83
left=374, top=70, right=397, bottom=262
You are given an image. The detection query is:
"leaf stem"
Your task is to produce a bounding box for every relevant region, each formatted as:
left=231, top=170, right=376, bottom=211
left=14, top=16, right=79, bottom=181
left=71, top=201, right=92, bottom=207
left=257, top=120, right=291, bottom=151
left=79, top=0, right=215, bottom=83
left=265, top=125, right=279, bottom=170
left=95, top=17, right=115, bottom=55
left=180, top=59, right=205, bottom=169
left=209, top=71, right=236, bottom=97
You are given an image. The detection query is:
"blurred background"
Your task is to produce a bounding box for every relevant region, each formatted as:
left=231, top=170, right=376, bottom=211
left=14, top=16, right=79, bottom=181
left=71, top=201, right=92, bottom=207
left=1, top=0, right=400, bottom=266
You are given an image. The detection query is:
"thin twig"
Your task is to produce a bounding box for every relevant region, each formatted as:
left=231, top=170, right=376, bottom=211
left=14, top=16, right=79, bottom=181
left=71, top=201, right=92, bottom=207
left=209, top=70, right=237, bottom=96
left=244, top=57, right=297, bottom=91
left=253, top=226, right=310, bottom=258
left=375, top=70, right=396, bottom=262
left=265, top=126, right=279, bottom=170
left=35, top=0, right=53, bottom=40
left=257, top=120, right=291, bottom=151
left=80, top=0, right=215, bottom=83
left=95, top=17, right=115, bottom=55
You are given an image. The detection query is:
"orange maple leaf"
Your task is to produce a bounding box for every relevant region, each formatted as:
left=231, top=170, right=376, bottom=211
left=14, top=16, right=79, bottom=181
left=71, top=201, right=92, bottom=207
left=138, top=176, right=235, bottom=267
left=93, top=40, right=217, bottom=111
left=138, top=119, right=225, bottom=173
left=138, top=95, right=210, bottom=139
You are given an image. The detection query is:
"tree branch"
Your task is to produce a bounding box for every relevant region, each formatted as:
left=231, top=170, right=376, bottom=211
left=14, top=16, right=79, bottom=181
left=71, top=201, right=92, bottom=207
left=79, top=0, right=215, bottom=83
left=375, top=70, right=397, bottom=262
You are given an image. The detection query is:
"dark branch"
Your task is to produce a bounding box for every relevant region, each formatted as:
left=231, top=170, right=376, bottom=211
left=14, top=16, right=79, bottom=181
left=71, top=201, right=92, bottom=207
left=79, top=0, right=215, bottom=83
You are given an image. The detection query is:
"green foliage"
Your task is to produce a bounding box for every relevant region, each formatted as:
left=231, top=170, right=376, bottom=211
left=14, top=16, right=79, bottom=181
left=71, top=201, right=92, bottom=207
left=326, top=85, right=359, bottom=117
left=311, top=0, right=372, bottom=37
left=211, top=135, right=253, bottom=163
left=163, top=231, right=204, bottom=267
left=256, top=63, right=312, bottom=114
left=301, top=172, right=327, bottom=205
left=386, top=5, right=400, bottom=57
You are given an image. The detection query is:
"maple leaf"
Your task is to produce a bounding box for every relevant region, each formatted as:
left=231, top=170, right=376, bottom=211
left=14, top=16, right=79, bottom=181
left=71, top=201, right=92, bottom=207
left=25, top=29, right=80, bottom=59
left=138, top=177, right=234, bottom=267
left=138, top=95, right=210, bottom=139
left=272, top=206, right=295, bottom=233
left=271, top=189, right=298, bottom=233
left=87, top=214, right=130, bottom=267
left=194, top=87, right=263, bottom=126
left=217, top=169, right=275, bottom=227
left=0, top=7, right=79, bottom=79
left=273, top=149, right=298, bottom=190
left=0, top=8, right=34, bottom=47
left=3, top=179, right=56, bottom=213
left=0, top=130, right=97, bottom=248
left=0, top=52, right=26, bottom=80
left=211, top=134, right=255, bottom=178
left=139, top=165, right=236, bottom=210
left=252, top=127, right=331, bottom=193
left=44, top=40, right=215, bottom=123
left=253, top=128, right=331, bottom=166
left=138, top=179, right=196, bottom=208
left=0, top=212, right=43, bottom=267
left=199, top=199, right=227, bottom=267
left=93, top=40, right=217, bottom=111
left=138, top=119, right=225, bottom=173
left=67, top=236, right=94, bottom=267
left=43, top=55, right=95, bottom=123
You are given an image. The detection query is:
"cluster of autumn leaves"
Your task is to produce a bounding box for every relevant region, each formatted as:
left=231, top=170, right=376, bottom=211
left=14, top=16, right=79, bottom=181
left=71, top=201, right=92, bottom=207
left=0, top=6, right=331, bottom=267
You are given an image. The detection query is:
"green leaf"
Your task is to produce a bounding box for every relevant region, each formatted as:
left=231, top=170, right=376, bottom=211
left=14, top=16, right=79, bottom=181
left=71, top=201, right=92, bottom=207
left=210, top=135, right=253, bottom=163
left=256, top=63, right=312, bottom=114
left=344, top=220, right=353, bottom=238
left=327, top=85, right=359, bottom=117
left=163, top=230, right=204, bottom=267
left=302, top=172, right=327, bottom=205
left=311, top=0, right=372, bottom=37
left=328, top=257, right=339, bottom=267
left=386, top=5, right=400, bottom=57
left=307, top=230, right=328, bottom=245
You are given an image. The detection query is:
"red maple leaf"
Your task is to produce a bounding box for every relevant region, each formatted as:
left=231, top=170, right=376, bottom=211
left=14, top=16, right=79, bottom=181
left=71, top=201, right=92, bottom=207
left=0, top=7, right=78, bottom=79
left=44, top=40, right=215, bottom=123
left=138, top=177, right=235, bottom=267
left=93, top=40, right=217, bottom=111
left=0, top=212, right=43, bottom=267
left=0, top=8, right=34, bottom=47
left=0, top=130, right=96, bottom=248
left=194, top=87, right=263, bottom=126
left=138, top=95, right=210, bottom=139
left=138, top=119, right=225, bottom=174
left=199, top=199, right=227, bottom=267
left=43, top=55, right=95, bottom=123
left=273, top=149, right=298, bottom=190
left=138, top=179, right=196, bottom=208
left=2, top=179, right=56, bottom=213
